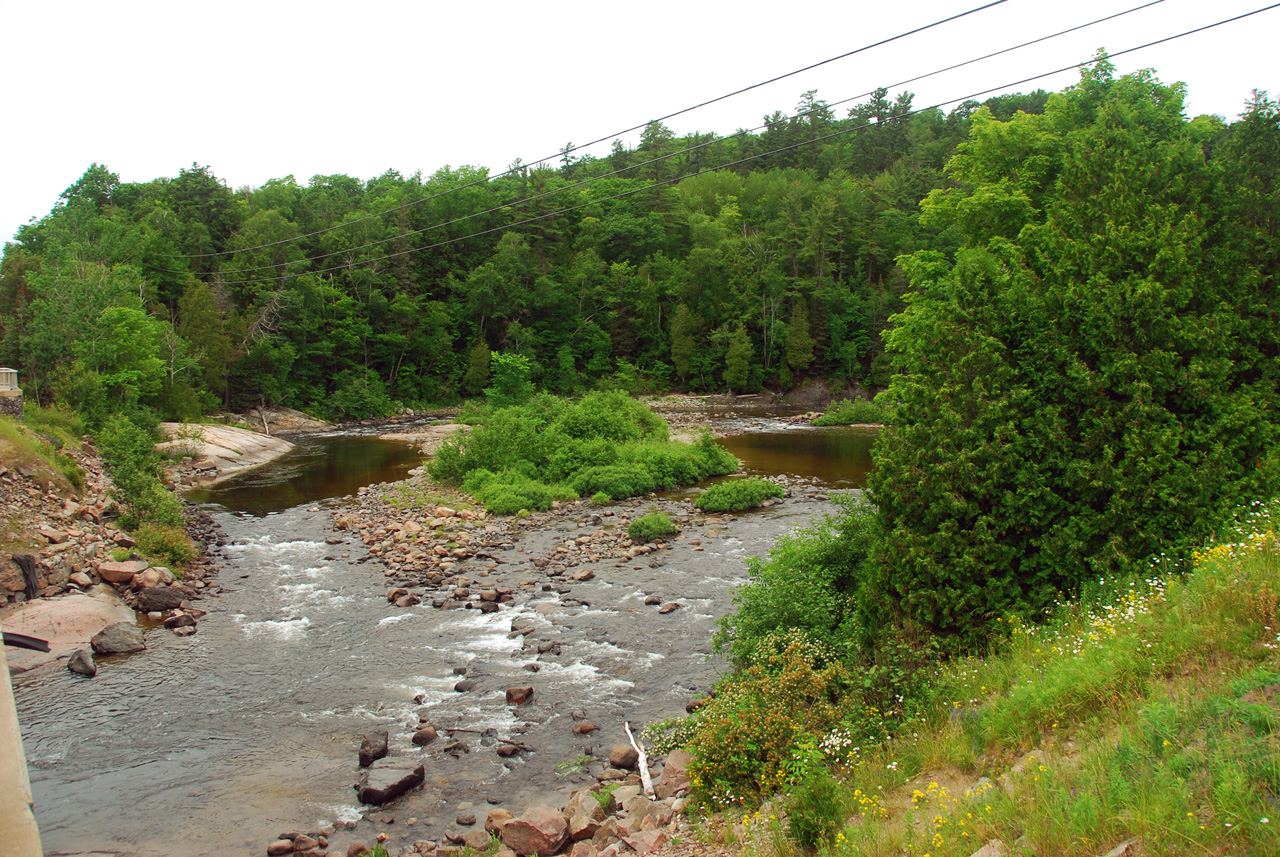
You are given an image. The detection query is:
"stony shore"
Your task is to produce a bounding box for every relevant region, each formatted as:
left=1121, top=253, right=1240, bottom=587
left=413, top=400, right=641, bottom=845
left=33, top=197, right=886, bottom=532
left=1, top=436, right=224, bottom=674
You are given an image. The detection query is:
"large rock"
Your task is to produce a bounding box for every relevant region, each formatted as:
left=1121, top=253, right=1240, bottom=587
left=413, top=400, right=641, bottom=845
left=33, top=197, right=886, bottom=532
left=2, top=586, right=136, bottom=672
left=90, top=621, right=146, bottom=655
left=500, top=805, right=569, bottom=857
left=655, top=749, right=692, bottom=798
left=608, top=743, right=639, bottom=770
left=359, top=729, right=389, bottom=767
left=97, top=559, right=148, bottom=585
left=136, top=585, right=184, bottom=612
left=358, top=758, right=425, bottom=805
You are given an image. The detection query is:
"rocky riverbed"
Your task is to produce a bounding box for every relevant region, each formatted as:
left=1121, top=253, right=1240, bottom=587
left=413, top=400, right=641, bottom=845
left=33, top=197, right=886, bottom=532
left=248, top=464, right=841, bottom=857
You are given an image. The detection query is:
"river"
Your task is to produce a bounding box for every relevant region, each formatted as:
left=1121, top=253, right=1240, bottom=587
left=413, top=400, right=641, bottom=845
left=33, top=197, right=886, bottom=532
left=12, top=417, right=876, bottom=856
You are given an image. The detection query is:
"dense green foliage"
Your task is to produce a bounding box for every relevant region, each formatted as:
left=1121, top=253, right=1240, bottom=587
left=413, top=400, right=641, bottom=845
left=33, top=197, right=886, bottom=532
left=627, top=511, right=678, bottom=542
left=428, top=391, right=737, bottom=512
left=695, top=477, right=785, bottom=512
left=1, top=87, right=1056, bottom=418
left=96, top=413, right=184, bottom=530
left=713, top=496, right=875, bottom=663
left=868, top=64, right=1280, bottom=644
left=810, top=396, right=887, bottom=425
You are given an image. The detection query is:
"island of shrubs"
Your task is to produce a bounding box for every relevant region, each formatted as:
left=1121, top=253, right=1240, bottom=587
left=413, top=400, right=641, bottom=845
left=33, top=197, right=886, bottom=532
left=428, top=365, right=738, bottom=514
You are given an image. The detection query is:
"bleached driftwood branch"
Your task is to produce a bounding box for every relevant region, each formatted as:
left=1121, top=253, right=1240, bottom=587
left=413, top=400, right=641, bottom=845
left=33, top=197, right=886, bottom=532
left=624, top=721, right=654, bottom=798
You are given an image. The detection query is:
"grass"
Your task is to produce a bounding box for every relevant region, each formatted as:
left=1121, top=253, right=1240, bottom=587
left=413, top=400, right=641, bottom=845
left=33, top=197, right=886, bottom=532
left=706, top=498, right=1280, bottom=857
left=0, top=409, right=85, bottom=492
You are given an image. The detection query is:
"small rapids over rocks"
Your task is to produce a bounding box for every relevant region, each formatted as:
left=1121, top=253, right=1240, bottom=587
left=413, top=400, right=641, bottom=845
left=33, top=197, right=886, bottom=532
left=12, top=417, right=874, bottom=856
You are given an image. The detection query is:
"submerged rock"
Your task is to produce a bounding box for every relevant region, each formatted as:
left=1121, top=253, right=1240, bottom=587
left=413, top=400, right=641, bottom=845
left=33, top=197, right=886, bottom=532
left=67, top=648, right=97, bottom=677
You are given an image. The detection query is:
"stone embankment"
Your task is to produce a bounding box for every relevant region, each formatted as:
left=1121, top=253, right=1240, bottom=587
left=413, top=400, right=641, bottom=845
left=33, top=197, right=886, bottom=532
left=1, top=434, right=223, bottom=674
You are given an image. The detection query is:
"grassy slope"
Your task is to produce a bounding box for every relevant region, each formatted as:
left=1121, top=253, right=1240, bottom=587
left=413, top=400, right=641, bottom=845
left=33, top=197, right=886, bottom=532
left=729, top=502, right=1280, bottom=857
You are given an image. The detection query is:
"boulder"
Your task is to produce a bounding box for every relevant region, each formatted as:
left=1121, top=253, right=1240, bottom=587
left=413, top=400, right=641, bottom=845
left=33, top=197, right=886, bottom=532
left=485, top=808, right=514, bottom=835
left=358, top=758, right=425, bottom=805
left=135, top=567, right=165, bottom=589
left=500, top=805, right=569, bottom=857
left=267, top=839, right=294, bottom=856
left=608, top=743, right=639, bottom=770
left=67, top=648, right=96, bottom=677
left=90, top=622, right=145, bottom=655
left=605, top=785, right=641, bottom=814
left=569, top=813, right=602, bottom=842
left=360, top=729, right=389, bottom=767
left=505, top=686, right=534, bottom=705
left=622, top=830, right=669, bottom=855
left=463, top=831, right=490, bottom=851
left=655, top=749, right=691, bottom=798
left=97, top=559, right=148, bottom=585
left=412, top=726, right=439, bottom=747
left=136, top=585, right=184, bottom=612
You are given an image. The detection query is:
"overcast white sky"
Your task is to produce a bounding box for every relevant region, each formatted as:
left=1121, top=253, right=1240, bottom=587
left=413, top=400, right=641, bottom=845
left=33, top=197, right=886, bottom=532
left=2, top=0, right=1276, bottom=243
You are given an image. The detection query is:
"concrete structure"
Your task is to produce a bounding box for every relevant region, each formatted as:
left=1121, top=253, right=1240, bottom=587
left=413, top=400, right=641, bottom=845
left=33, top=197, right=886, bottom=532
left=0, top=642, right=44, bottom=856
left=0, top=368, right=22, bottom=419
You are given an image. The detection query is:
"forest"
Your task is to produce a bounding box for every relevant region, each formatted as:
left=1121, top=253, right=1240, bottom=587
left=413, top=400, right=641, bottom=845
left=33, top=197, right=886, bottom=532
left=0, top=83, right=1059, bottom=423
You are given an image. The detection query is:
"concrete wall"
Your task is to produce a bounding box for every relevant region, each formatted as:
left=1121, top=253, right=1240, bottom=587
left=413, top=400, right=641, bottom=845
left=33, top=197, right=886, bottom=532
left=0, top=643, right=44, bottom=856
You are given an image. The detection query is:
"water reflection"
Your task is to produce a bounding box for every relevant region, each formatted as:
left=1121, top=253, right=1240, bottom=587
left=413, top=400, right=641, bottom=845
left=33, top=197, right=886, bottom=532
left=186, top=434, right=423, bottom=516
left=717, top=426, right=878, bottom=488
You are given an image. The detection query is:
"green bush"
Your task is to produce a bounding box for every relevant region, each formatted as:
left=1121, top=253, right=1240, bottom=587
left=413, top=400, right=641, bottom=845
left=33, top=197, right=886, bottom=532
left=714, top=495, right=876, bottom=665
left=695, top=477, right=784, bottom=512
left=811, top=397, right=887, bottom=426
left=96, top=414, right=183, bottom=530
left=685, top=631, right=850, bottom=807
left=462, top=468, right=555, bottom=516
left=569, top=464, right=656, bottom=499
left=428, top=392, right=737, bottom=514
left=591, top=491, right=611, bottom=506
left=135, top=523, right=197, bottom=569
left=628, top=512, right=677, bottom=542
left=787, top=773, right=848, bottom=849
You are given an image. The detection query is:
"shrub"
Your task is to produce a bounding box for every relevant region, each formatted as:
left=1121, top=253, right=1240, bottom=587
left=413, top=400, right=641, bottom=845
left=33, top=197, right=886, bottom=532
left=811, top=397, right=887, bottom=426
left=628, top=512, right=677, bottom=543
left=569, top=464, right=656, bottom=499
left=787, top=772, right=848, bottom=849
left=591, top=491, right=611, bottom=506
left=463, top=468, right=555, bottom=516
left=429, top=392, right=739, bottom=514
left=685, top=631, right=850, bottom=807
left=695, top=477, right=784, bottom=512
left=96, top=414, right=183, bottom=530
left=714, top=495, right=875, bottom=665
left=135, top=523, right=196, bottom=569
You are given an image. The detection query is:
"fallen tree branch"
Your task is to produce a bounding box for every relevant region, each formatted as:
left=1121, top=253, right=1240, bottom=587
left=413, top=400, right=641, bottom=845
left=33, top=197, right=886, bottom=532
left=624, top=721, right=654, bottom=798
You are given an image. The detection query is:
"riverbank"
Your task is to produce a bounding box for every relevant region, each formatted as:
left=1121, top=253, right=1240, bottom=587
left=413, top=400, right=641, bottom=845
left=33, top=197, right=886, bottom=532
left=1, top=419, right=224, bottom=674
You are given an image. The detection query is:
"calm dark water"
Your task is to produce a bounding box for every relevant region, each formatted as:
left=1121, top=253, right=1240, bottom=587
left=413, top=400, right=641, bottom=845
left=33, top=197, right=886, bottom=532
left=717, top=425, right=878, bottom=488
left=186, top=434, right=424, bottom=516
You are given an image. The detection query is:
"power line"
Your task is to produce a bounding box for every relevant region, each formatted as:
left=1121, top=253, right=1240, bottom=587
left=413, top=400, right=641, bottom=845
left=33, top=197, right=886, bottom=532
left=154, top=0, right=1167, bottom=281
left=159, top=0, right=1011, bottom=261
left=199, top=2, right=1280, bottom=291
